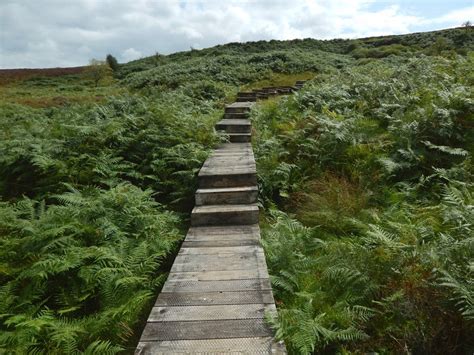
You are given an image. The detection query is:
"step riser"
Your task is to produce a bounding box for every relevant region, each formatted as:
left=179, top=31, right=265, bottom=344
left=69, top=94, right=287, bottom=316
left=191, top=210, right=259, bottom=226
left=236, top=98, right=257, bottom=102
left=225, top=107, right=251, bottom=114
left=196, top=189, right=258, bottom=205
left=199, top=174, right=257, bottom=189
left=224, top=113, right=249, bottom=119
left=216, top=124, right=251, bottom=133
left=228, top=134, right=251, bottom=143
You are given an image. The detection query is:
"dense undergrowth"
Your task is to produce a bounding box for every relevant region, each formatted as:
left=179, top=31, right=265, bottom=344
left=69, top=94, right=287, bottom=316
left=0, top=27, right=473, bottom=353
left=253, top=52, right=474, bottom=353
left=0, top=92, right=220, bottom=352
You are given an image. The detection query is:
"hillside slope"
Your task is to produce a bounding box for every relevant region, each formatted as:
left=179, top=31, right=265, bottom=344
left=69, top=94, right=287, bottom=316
left=0, top=27, right=473, bottom=354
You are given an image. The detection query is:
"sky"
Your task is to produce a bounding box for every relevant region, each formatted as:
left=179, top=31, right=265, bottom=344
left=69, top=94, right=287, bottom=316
left=0, top=0, right=473, bottom=69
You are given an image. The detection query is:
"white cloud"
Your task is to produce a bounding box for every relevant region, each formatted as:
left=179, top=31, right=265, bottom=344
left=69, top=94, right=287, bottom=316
left=338, top=5, right=421, bottom=38
left=121, top=48, right=142, bottom=62
left=0, top=0, right=471, bottom=68
left=420, top=6, right=474, bottom=27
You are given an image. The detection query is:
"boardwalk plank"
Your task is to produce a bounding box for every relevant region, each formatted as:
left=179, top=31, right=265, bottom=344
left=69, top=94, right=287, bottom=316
left=136, top=93, right=288, bottom=353
left=182, top=239, right=260, bottom=247
left=170, top=250, right=268, bottom=272
left=178, top=246, right=261, bottom=255
left=136, top=337, right=286, bottom=355
left=155, top=290, right=275, bottom=306
left=187, top=225, right=260, bottom=237
left=148, top=304, right=275, bottom=321
left=167, top=269, right=269, bottom=281
left=140, top=319, right=272, bottom=341
left=162, top=279, right=272, bottom=293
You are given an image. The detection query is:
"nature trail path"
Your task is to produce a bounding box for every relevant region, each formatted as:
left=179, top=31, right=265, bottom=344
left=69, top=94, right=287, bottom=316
left=136, top=81, right=306, bottom=354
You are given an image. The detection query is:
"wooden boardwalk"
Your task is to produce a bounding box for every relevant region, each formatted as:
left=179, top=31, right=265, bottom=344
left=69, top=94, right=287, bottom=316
left=136, top=84, right=306, bottom=354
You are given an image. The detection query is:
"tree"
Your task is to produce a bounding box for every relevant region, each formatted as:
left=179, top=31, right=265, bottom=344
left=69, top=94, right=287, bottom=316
left=85, top=59, right=112, bottom=87
left=106, top=54, right=119, bottom=72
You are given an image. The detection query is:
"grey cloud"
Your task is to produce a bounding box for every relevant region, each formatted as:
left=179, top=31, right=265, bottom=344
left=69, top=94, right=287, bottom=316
left=0, top=0, right=470, bottom=68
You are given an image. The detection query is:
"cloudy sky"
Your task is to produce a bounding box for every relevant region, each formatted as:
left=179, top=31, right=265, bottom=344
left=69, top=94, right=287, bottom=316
left=1, top=0, right=473, bottom=69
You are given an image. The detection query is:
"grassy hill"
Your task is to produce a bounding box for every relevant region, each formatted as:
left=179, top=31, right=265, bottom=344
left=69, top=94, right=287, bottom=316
left=0, top=27, right=473, bottom=354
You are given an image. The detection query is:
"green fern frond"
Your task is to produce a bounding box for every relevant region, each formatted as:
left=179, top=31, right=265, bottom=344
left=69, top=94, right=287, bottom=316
left=83, top=340, right=123, bottom=354
left=422, top=140, right=469, bottom=156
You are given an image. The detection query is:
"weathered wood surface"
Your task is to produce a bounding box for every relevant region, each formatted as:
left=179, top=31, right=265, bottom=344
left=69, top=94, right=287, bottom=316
left=155, top=290, right=275, bottom=306
left=195, top=186, right=258, bottom=205
left=140, top=319, right=272, bottom=341
left=136, top=337, right=286, bottom=354
left=136, top=95, right=288, bottom=354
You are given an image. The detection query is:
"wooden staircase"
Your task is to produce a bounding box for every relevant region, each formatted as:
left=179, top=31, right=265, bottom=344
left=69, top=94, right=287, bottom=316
left=136, top=81, right=307, bottom=354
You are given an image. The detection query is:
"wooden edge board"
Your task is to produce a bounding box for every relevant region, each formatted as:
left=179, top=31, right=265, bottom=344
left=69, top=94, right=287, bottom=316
left=135, top=337, right=286, bottom=355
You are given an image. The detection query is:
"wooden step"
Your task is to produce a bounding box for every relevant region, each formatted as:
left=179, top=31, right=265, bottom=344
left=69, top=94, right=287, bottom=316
left=252, top=89, right=270, bottom=99
left=199, top=144, right=256, bottom=188
left=136, top=337, right=286, bottom=354
left=225, top=102, right=253, bottom=114
left=236, top=97, right=257, bottom=102
left=215, top=142, right=253, bottom=150
left=203, top=152, right=255, bottom=167
left=137, top=90, right=286, bottom=354
left=163, top=278, right=272, bottom=294
left=187, top=224, right=260, bottom=235
left=275, top=87, right=294, bottom=94
left=156, top=289, right=274, bottom=306
left=185, top=224, right=259, bottom=239
left=191, top=204, right=259, bottom=226
left=171, top=249, right=267, bottom=273
left=237, top=92, right=257, bottom=98
left=140, top=318, right=273, bottom=341
left=226, top=132, right=251, bottom=143
left=196, top=186, right=258, bottom=205
left=198, top=167, right=256, bottom=188
left=216, top=119, right=251, bottom=133
left=262, top=86, right=278, bottom=90
left=147, top=303, right=275, bottom=322
left=224, top=112, right=249, bottom=119
left=237, top=92, right=260, bottom=102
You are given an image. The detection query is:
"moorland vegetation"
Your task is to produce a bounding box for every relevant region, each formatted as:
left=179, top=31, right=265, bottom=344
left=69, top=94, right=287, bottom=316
left=0, top=26, right=473, bottom=353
